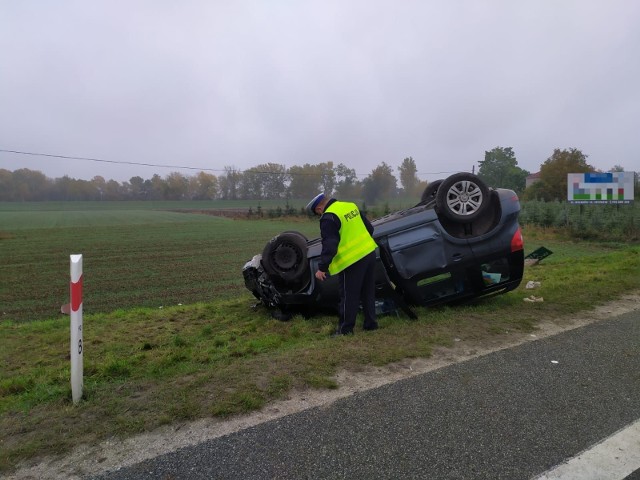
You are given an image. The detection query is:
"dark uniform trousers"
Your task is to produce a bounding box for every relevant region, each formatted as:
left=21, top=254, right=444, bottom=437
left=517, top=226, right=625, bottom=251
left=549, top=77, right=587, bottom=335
left=337, top=251, right=377, bottom=334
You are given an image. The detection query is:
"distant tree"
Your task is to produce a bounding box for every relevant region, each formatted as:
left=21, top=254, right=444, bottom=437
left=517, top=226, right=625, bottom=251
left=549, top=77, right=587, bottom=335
left=362, top=162, right=398, bottom=205
left=149, top=174, right=167, bottom=200
left=103, top=179, right=123, bottom=200
left=478, top=147, right=529, bottom=194
left=522, top=180, right=549, bottom=201
left=120, top=180, right=132, bottom=199
left=318, top=161, right=336, bottom=196
left=239, top=163, right=287, bottom=199
left=397, top=157, right=420, bottom=196
left=334, top=163, right=359, bottom=198
left=51, top=177, right=66, bottom=200
left=239, top=167, right=263, bottom=200
left=112, top=179, right=127, bottom=199
left=164, top=172, right=189, bottom=200
left=219, top=166, right=242, bottom=200
left=260, top=163, right=288, bottom=199
left=10, top=168, right=51, bottom=201
left=288, top=163, right=324, bottom=199
left=129, top=176, right=147, bottom=199
left=53, top=175, right=99, bottom=201
left=186, top=176, right=198, bottom=200
left=192, top=171, right=218, bottom=200
left=523, top=148, right=593, bottom=201
left=91, top=176, right=107, bottom=200
left=143, top=178, right=159, bottom=200
left=0, top=169, right=12, bottom=201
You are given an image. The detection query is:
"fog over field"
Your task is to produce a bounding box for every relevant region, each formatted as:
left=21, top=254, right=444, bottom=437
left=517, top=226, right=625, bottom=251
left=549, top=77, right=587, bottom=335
left=1, top=1, right=639, bottom=182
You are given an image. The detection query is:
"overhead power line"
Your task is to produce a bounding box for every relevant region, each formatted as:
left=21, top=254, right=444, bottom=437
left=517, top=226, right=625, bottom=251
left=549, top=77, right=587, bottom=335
left=0, top=149, right=226, bottom=173
left=0, top=148, right=459, bottom=178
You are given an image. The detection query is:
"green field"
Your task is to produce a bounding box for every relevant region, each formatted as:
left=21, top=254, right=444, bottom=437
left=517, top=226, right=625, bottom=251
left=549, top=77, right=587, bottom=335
left=1, top=202, right=639, bottom=472
left=0, top=203, right=320, bottom=323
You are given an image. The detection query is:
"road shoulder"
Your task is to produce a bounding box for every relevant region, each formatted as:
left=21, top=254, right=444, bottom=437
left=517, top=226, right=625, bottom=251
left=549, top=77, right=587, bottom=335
left=8, top=292, right=640, bottom=480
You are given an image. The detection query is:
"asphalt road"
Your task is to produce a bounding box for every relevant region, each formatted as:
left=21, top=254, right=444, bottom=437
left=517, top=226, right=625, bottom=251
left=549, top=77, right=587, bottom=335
left=93, top=309, right=640, bottom=480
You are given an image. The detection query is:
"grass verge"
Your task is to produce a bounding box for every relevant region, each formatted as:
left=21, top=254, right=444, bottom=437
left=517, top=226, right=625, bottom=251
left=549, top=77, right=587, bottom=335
left=1, top=230, right=639, bottom=472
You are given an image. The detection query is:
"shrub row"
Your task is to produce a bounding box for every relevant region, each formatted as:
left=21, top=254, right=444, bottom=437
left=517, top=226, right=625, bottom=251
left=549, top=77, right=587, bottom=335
left=519, top=201, right=639, bottom=241
left=245, top=199, right=639, bottom=242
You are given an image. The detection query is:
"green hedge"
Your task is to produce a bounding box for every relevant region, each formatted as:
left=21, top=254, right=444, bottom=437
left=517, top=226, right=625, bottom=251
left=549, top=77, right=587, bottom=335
left=519, top=200, right=639, bottom=241
left=243, top=199, right=639, bottom=242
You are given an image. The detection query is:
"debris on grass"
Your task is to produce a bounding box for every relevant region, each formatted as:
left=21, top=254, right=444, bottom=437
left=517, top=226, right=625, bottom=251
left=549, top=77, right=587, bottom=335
left=523, top=295, right=544, bottom=303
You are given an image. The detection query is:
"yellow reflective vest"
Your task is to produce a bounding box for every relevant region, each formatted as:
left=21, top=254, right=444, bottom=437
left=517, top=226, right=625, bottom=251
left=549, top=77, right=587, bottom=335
left=324, top=201, right=377, bottom=275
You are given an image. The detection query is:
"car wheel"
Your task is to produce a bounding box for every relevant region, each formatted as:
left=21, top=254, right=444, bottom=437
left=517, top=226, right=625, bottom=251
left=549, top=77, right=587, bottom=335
left=420, top=179, right=443, bottom=203
left=261, top=231, right=309, bottom=283
left=436, top=173, right=489, bottom=222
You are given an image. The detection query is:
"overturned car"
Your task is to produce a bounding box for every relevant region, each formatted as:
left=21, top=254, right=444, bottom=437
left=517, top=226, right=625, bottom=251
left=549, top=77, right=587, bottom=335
left=243, top=172, right=524, bottom=319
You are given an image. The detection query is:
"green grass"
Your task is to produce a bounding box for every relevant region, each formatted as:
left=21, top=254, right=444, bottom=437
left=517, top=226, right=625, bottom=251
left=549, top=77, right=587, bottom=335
left=0, top=203, right=639, bottom=472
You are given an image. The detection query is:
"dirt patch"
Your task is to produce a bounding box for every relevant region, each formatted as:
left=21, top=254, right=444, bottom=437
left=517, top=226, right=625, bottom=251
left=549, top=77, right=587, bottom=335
left=8, top=293, right=640, bottom=480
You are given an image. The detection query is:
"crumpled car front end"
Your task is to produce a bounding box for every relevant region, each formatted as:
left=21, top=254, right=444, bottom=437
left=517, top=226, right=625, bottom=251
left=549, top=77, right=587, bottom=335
left=242, top=254, right=283, bottom=308
left=242, top=235, right=329, bottom=312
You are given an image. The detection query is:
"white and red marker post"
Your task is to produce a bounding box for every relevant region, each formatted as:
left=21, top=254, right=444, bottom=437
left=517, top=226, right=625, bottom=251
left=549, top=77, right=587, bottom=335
left=70, top=254, right=83, bottom=404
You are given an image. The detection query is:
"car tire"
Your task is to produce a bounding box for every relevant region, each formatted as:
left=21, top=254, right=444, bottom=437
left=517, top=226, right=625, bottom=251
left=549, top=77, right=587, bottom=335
left=420, top=179, right=443, bottom=203
left=435, top=173, right=489, bottom=222
left=261, top=231, right=309, bottom=283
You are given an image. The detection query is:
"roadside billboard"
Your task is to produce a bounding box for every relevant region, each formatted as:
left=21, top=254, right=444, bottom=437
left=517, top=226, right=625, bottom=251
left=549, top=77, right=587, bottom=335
left=567, top=172, right=634, bottom=204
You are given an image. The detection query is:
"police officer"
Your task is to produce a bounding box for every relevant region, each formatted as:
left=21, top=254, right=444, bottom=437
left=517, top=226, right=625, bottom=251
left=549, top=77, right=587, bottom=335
left=306, top=193, right=378, bottom=335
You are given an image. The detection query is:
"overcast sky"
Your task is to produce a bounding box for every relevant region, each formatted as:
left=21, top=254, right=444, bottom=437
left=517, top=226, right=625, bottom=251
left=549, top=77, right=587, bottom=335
left=1, top=0, right=639, bottom=183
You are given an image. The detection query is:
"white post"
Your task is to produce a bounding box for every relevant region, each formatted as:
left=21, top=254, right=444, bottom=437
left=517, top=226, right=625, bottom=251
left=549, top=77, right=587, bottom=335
left=70, top=254, right=83, bottom=404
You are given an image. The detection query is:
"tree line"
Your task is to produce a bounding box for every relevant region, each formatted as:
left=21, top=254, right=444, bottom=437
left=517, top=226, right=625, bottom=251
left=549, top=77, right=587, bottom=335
left=1, top=159, right=423, bottom=203
left=1, top=148, right=637, bottom=203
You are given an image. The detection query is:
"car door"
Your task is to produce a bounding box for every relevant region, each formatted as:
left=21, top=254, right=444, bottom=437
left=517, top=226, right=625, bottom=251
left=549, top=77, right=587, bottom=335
left=379, top=220, right=475, bottom=305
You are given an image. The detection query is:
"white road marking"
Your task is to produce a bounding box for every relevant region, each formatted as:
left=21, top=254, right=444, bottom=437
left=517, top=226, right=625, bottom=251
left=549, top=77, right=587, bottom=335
left=535, top=419, right=640, bottom=480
